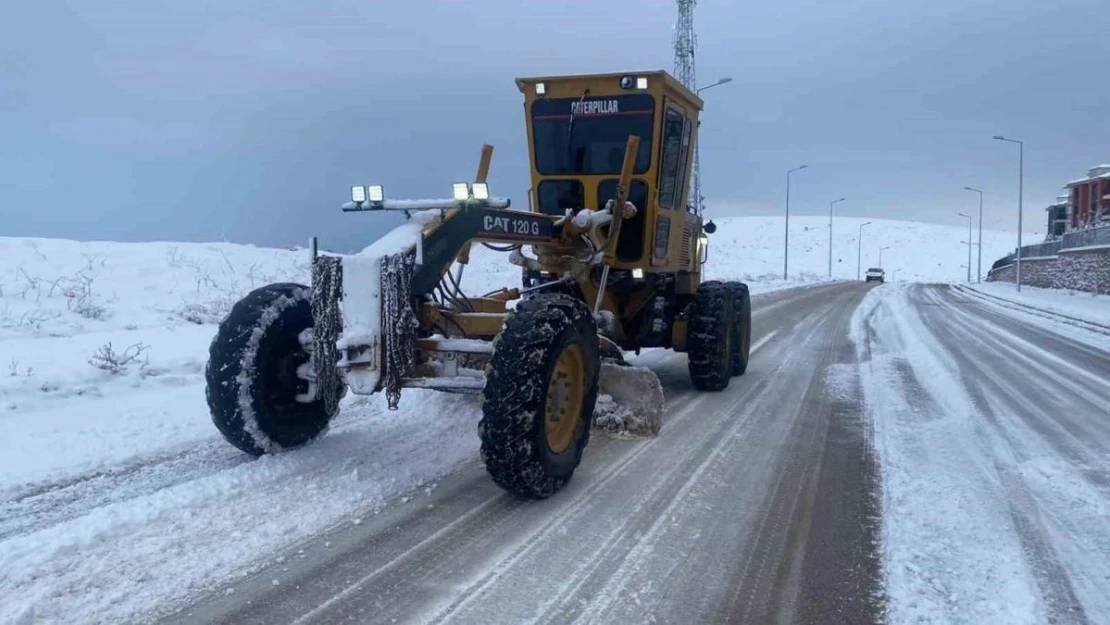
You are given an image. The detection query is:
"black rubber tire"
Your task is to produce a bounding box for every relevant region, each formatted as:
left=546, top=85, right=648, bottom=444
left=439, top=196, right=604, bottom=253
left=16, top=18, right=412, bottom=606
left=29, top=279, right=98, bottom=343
left=724, top=281, right=752, bottom=376
left=479, top=292, right=600, bottom=499
left=687, top=280, right=734, bottom=391
left=205, top=283, right=338, bottom=456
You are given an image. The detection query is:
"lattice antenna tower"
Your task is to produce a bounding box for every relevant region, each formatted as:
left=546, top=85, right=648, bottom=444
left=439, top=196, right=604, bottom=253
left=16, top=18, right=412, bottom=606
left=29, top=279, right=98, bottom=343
left=674, top=0, right=699, bottom=210
left=673, top=0, right=697, bottom=90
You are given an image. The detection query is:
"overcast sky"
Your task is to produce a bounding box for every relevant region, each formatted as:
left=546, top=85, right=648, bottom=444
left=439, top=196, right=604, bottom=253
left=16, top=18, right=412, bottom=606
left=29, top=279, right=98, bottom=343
left=2, top=0, right=1107, bottom=251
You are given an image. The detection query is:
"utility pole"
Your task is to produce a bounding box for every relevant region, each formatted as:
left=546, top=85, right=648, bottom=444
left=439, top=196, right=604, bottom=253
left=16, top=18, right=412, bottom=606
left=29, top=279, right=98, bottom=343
left=828, top=197, right=845, bottom=278
left=692, top=77, right=733, bottom=215
left=965, top=186, right=984, bottom=282
left=993, top=136, right=1024, bottom=291
left=959, top=212, right=973, bottom=282
left=785, top=164, right=808, bottom=280
left=879, top=245, right=890, bottom=267
left=857, top=221, right=872, bottom=281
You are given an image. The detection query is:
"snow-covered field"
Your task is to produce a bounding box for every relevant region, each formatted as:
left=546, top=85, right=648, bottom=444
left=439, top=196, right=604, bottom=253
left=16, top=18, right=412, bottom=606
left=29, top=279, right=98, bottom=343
left=0, top=216, right=1029, bottom=624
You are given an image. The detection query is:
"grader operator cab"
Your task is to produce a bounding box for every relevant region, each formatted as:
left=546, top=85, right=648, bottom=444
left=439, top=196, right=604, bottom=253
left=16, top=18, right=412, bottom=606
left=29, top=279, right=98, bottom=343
left=204, top=70, right=752, bottom=499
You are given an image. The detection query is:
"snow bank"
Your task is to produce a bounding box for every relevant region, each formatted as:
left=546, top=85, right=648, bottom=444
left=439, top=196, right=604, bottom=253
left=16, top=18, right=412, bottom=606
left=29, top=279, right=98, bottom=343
left=967, top=282, right=1110, bottom=328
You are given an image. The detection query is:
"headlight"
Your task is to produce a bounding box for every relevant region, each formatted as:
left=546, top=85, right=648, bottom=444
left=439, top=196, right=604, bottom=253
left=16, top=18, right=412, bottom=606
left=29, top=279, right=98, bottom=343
left=631, top=268, right=644, bottom=279
left=472, top=182, right=489, bottom=201
left=535, top=82, right=546, bottom=95
left=350, top=186, right=367, bottom=203
left=367, top=185, right=384, bottom=203
left=452, top=182, right=471, bottom=201
left=636, top=77, right=648, bottom=89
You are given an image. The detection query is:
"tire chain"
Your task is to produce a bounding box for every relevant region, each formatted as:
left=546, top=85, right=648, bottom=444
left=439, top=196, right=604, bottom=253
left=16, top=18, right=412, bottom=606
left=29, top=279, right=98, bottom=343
left=310, top=256, right=344, bottom=417
left=380, top=251, right=418, bottom=409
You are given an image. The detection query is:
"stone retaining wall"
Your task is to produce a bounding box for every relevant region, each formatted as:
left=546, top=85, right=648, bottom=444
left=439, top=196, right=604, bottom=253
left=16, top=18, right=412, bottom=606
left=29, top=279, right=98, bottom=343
left=987, top=246, right=1110, bottom=294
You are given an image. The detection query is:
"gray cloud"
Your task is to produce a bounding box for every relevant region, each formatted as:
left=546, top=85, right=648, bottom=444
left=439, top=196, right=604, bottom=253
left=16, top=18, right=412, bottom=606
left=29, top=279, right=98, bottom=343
left=2, top=0, right=1106, bottom=250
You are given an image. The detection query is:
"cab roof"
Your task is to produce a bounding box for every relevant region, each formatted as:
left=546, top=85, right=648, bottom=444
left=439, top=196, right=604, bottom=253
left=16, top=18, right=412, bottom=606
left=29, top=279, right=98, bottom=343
left=514, top=70, right=703, bottom=110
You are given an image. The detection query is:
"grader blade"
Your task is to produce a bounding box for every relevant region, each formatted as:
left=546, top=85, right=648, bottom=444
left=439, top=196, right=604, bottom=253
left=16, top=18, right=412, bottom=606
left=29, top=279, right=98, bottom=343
left=594, top=362, right=665, bottom=438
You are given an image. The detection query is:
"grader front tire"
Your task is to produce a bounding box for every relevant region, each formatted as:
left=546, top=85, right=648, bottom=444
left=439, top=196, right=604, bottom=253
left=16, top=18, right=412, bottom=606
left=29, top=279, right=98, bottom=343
left=205, top=283, right=339, bottom=456
left=479, top=293, right=600, bottom=499
left=687, top=281, right=735, bottom=391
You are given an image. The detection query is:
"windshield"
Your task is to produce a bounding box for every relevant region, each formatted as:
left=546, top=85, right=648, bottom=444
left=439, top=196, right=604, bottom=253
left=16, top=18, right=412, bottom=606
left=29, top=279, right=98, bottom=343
left=531, top=94, right=654, bottom=175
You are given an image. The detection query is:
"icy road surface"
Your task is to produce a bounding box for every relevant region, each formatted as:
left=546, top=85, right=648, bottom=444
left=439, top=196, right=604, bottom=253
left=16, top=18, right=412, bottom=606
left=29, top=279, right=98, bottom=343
left=164, top=282, right=885, bottom=625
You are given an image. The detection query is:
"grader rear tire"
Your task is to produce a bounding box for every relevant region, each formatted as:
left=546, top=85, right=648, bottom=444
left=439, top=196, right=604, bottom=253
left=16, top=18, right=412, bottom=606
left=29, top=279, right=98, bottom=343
left=479, top=293, right=600, bottom=499
left=687, top=280, right=735, bottom=391
left=724, top=281, right=752, bottom=376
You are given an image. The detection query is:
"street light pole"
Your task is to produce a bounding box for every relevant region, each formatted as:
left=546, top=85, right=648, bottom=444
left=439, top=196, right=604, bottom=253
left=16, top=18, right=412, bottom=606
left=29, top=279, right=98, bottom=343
left=829, top=197, right=845, bottom=278
left=857, top=221, right=872, bottom=281
left=958, top=212, right=973, bottom=282
left=993, top=136, right=1024, bottom=292
left=690, top=77, right=733, bottom=215
left=964, top=186, right=984, bottom=282
left=879, top=245, right=890, bottom=267
left=785, top=164, right=809, bottom=280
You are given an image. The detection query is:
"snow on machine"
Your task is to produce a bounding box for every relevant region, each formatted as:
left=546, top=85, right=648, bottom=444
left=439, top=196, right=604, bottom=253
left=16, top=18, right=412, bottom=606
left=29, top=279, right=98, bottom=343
left=204, top=71, right=751, bottom=498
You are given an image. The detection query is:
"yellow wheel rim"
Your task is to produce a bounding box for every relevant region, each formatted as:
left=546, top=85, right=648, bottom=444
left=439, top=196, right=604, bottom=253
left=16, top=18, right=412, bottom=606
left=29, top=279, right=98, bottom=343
left=544, top=344, right=585, bottom=454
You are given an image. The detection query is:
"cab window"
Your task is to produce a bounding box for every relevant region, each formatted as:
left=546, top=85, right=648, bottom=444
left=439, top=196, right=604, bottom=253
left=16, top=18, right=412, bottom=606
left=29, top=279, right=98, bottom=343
left=657, top=107, right=687, bottom=209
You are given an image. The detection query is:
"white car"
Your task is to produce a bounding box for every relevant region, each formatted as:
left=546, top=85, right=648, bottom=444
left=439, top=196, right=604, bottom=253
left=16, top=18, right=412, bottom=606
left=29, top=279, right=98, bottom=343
left=865, top=268, right=885, bottom=283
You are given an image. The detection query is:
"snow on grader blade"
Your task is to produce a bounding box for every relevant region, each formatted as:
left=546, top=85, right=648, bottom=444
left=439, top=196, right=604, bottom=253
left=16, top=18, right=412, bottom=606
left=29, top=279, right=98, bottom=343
left=203, top=70, right=751, bottom=499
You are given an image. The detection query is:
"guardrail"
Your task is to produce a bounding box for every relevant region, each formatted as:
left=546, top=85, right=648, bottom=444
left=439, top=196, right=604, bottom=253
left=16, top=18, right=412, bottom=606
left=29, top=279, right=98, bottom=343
left=990, top=254, right=1015, bottom=271
left=990, top=223, right=1110, bottom=275
left=1018, top=240, right=1063, bottom=258
left=1061, top=224, right=1110, bottom=249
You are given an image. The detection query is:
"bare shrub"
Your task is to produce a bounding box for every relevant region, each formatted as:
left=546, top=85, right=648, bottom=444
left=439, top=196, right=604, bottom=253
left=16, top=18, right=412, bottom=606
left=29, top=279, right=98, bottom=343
left=0, top=309, right=56, bottom=334
left=88, top=342, right=149, bottom=374
left=177, top=300, right=232, bottom=325
left=18, top=268, right=41, bottom=300
left=51, top=273, right=107, bottom=321
left=6, top=360, right=32, bottom=377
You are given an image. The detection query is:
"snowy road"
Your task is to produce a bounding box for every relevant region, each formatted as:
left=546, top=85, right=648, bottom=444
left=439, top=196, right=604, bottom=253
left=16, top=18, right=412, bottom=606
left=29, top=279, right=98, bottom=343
left=855, top=284, right=1110, bottom=625
left=166, top=282, right=885, bottom=625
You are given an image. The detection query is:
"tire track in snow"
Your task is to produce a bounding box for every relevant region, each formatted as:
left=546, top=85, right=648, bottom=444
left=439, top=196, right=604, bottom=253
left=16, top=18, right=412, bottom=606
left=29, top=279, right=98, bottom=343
left=917, top=286, right=1110, bottom=621
left=420, top=328, right=802, bottom=625
left=854, top=284, right=1047, bottom=625
left=0, top=442, right=248, bottom=541
left=526, top=321, right=818, bottom=625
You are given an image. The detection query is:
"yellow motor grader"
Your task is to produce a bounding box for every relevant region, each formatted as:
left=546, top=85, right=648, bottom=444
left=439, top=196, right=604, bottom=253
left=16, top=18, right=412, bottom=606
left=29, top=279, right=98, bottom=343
left=204, top=70, right=751, bottom=498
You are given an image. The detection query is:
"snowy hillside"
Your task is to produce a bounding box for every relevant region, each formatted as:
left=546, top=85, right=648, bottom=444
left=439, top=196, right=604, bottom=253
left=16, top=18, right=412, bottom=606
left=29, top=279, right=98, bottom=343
left=704, top=215, right=1025, bottom=284
left=0, top=216, right=1025, bottom=624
